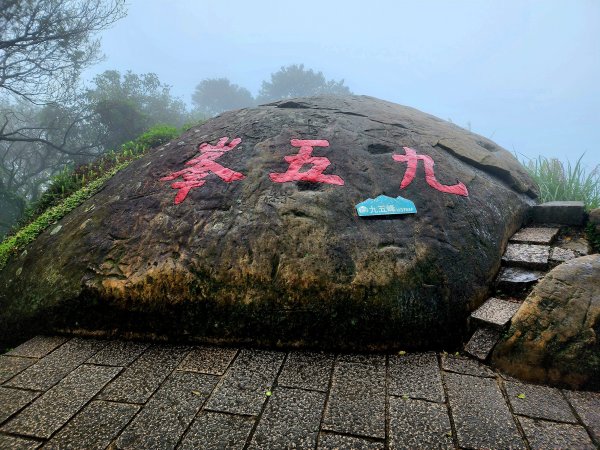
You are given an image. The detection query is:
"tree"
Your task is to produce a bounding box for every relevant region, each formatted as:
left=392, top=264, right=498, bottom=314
left=0, top=100, right=85, bottom=236
left=87, top=70, right=189, bottom=150
left=192, top=78, right=255, bottom=117
left=0, top=0, right=126, bottom=105
left=0, top=1, right=128, bottom=236
left=257, top=64, right=351, bottom=103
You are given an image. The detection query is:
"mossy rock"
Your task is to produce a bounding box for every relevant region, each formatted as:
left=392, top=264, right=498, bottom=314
left=0, top=95, right=537, bottom=349
left=493, top=254, right=600, bottom=391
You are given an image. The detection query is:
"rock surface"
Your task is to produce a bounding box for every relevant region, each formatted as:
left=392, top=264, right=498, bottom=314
left=493, top=254, right=600, bottom=390
left=0, top=95, right=537, bottom=349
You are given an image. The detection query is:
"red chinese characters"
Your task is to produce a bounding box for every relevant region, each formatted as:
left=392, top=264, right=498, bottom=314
left=269, top=139, right=344, bottom=186
left=160, top=137, right=244, bottom=204
left=393, top=147, right=469, bottom=197
left=161, top=137, right=469, bottom=205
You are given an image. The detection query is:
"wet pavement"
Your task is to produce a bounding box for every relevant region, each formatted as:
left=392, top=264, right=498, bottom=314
left=1, top=335, right=598, bottom=449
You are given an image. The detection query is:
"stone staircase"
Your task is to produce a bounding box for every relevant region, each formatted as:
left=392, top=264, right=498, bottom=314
left=464, top=201, right=590, bottom=361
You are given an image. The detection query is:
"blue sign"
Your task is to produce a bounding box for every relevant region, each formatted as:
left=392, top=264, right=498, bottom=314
left=355, top=195, right=417, bottom=217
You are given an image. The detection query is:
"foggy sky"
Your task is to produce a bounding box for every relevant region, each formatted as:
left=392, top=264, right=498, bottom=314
left=84, top=0, right=600, bottom=168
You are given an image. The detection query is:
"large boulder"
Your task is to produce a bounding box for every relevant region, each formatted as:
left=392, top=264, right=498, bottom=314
left=493, top=255, right=600, bottom=391
left=0, top=96, right=537, bottom=349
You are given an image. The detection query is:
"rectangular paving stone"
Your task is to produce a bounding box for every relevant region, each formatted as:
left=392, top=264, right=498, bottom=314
left=43, top=400, right=139, bottom=450
left=0, top=356, right=36, bottom=384
left=337, top=353, right=386, bottom=367
left=317, top=432, right=384, bottom=449
left=518, top=416, right=595, bottom=450
left=564, top=390, right=600, bottom=444
left=505, top=380, right=577, bottom=423
left=1, top=364, right=120, bottom=438
left=0, top=434, right=41, bottom=449
left=204, top=349, right=285, bottom=415
left=87, top=340, right=149, bottom=367
left=470, top=297, right=521, bottom=329
left=115, top=371, right=218, bottom=450
left=322, top=360, right=386, bottom=439
left=248, top=387, right=326, bottom=449
left=388, top=352, right=444, bottom=403
left=510, top=227, right=559, bottom=244
left=177, top=345, right=238, bottom=375
left=464, top=326, right=501, bottom=361
left=444, top=372, right=524, bottom=449
left=178, top=411, right=255, bottom=450
left=502, top=243, right=550, bottom=270
left=388, top=397, right=453, bottom=449
left=277, top=351, right=334, bottom=392
left=440, top=353, right=495, bottom=378
left=98, top=345, right=190, bottom=404
left=6, top=336, right=68, bottom=358
left=5, top=338, right=106, bottom=391
left=0, top=387, right=40, bottom=424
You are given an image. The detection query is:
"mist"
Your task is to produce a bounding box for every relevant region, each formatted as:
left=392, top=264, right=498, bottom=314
left=1, top=0, right=599, bottom=237
left=85, top=0, right=600, bottom=167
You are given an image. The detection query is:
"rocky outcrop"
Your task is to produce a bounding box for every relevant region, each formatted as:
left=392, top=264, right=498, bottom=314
left=0, top=95, right=537, bottom=349
left=493, top=255, right=600, bottom=390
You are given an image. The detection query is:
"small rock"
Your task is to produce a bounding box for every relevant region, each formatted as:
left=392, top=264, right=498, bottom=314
left=50, top=225, right=62, bottom=235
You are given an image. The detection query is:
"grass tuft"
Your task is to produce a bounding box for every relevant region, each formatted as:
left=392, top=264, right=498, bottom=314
left=522, top=154, right=599, bottom=210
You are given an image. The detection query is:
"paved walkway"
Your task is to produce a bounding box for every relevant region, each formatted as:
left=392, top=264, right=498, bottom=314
left=0, top=336, right=598, bottom=449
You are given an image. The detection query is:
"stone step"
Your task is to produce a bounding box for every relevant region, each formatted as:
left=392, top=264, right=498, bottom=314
left=531, top=201, right=585, bottom=226
left=549, top=247, right=578, bottom=266
left=470, top=298, right=521, bottom=330
left=496, top=267, right=544, bottom=292
left=464, top=326, right=501, bottom=361
left=501, top=243, right=550, bottom=270
left=509, top=226, right=559, bottom=245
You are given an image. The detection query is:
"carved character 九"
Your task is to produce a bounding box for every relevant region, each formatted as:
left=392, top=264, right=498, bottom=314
left=392, top=147, right=469, bottom=196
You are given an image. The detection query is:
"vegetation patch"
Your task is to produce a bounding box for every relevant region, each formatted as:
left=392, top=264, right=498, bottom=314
left=0, top=124, right=181, bottom=272
left=522, top=154, right=599, bottom=210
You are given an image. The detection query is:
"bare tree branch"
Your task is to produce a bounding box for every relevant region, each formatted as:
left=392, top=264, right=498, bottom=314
left=0, top=0, right=126, bottom=104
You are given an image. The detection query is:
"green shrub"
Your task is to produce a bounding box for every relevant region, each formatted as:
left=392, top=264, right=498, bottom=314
left=17, top=124, right=180, bottom=229
left=0, top=124, right=182, bottom=271
left=0, top=161, right=130, bottom=271
left=523, top=154, right=599, bottom=210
